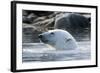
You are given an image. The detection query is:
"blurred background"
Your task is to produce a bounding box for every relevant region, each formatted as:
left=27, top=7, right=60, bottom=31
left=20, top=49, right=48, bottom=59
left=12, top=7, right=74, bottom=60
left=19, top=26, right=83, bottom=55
left=22, top=10, right=91, bottom=43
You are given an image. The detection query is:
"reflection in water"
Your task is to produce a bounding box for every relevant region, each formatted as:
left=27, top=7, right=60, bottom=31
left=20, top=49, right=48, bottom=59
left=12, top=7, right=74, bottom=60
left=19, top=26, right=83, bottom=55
left=22, top=40, right=91, bottom=62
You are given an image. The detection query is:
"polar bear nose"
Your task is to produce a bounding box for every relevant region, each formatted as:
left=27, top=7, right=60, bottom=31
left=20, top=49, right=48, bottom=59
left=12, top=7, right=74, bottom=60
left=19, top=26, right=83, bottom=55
left=38, top=34, right=43, bottom=38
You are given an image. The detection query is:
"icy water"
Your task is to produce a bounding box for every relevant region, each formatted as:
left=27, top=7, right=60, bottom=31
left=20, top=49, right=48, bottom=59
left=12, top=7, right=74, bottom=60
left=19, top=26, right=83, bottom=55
left=22, top=41, right=91, bottom=62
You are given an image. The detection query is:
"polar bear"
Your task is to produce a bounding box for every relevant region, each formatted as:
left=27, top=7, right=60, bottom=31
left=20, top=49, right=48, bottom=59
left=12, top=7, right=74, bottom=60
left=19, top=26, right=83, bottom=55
left=38, top=29, right=78, bottom=50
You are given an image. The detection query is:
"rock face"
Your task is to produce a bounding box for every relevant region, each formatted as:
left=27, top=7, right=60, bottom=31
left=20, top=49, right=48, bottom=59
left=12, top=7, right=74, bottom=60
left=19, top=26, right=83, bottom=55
left=22, top=10, right=91, bottom=43
left=22, top=10, right=54, bottom=24
left=54, top=13, right=90, bottom=35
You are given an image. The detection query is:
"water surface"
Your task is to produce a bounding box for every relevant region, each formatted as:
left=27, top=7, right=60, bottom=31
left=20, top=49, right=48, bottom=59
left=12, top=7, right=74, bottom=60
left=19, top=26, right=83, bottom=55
left=22, top=41, right=91, bottom=62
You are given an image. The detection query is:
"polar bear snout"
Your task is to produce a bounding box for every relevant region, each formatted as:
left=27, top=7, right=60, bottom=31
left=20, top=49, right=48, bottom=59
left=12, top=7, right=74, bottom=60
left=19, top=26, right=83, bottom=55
left=38, top=34, right=48, bottom=43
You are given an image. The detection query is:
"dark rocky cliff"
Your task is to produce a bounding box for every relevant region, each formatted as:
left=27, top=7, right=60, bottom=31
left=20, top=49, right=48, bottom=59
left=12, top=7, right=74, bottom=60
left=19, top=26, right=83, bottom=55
left=22, top=10, right=91, bottom=43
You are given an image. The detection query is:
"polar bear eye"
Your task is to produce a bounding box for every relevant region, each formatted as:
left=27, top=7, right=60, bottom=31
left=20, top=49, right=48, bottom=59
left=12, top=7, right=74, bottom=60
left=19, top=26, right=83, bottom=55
left=66, top=39, right=71, bottom=42
left=50, top=32, right=54, bottom=35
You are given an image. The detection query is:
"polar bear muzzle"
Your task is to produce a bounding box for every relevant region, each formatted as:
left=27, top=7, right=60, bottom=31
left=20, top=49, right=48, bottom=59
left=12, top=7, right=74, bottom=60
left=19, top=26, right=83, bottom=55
left=38, top=34, right=49, bottom=43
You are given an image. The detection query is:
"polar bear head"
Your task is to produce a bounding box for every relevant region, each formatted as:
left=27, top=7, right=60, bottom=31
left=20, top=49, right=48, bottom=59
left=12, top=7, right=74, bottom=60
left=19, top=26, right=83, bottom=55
left=38, top=29, right=78, bottom=50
